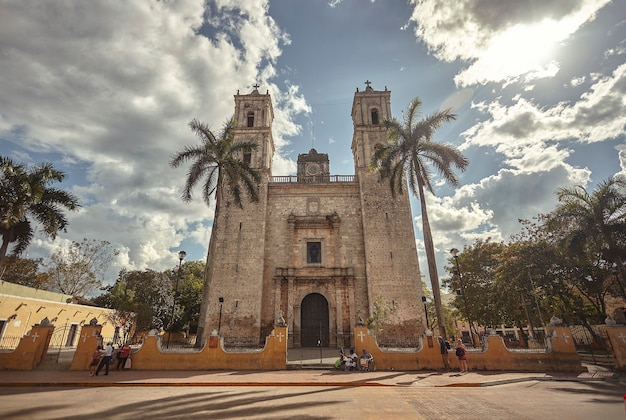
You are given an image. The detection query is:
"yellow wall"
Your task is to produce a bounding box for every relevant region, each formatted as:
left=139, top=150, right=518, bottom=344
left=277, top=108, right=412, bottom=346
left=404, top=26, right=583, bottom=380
left=0, top=281, right=116, bottom=344
left=354, top=326, right=582, bottom=372
left=71, top=327, right=289, bottom=371
left=70, top=325, right=581, bottom=372
left=0, top=324, right=55, bottom=370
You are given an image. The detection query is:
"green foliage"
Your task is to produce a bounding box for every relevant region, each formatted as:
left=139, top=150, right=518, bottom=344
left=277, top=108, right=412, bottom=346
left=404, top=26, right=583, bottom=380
left=169, top=118, right=261, bottom=209
left=422, top=281, right=457, bottom=337
left=93, top=261, right=205, bottom=337
left=0, top=156, right=80, bottom=264
left=365, top=296, right=396, bottom=332
left=443, top=177, right=626, bottom=330
left=165, top=260, right=204, bottom=333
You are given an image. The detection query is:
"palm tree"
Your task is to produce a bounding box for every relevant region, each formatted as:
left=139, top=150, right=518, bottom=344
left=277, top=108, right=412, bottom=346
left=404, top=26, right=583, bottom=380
left=170, top=117, right=261, bottom=344
left=370, top=97, right=469, bottom=339
left=550, top=178, right=626, bottom=300
left=0, top=157, right=80, bottom=265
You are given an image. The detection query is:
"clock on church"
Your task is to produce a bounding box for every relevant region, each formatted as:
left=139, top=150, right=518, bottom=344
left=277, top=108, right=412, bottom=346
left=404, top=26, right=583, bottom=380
left=306, top=163, right=320, bottom=175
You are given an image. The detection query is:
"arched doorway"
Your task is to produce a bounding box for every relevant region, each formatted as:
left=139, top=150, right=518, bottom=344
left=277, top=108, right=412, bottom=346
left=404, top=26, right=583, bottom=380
left=300, top=293, right=329, bottom=347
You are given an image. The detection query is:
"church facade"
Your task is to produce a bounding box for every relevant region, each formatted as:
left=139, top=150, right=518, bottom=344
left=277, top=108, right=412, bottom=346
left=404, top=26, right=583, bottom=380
left=198, top=83, right=425, bottom=348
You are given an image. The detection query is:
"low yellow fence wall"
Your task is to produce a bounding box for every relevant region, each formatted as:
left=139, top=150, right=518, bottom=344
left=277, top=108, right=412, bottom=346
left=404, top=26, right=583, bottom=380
left=357, top=326, right=583, bottom=372
left=0, top=324, right=54, bottom=370
left=71, top=326, right=288, bottom=371
left=4, top=323, right=585, bottom=372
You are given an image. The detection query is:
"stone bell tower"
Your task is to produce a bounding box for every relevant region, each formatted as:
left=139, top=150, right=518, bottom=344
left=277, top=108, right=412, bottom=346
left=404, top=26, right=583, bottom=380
left=352, top=81, right=424, bottom=335
left=196, top=84, right=274, bottom=344
left=197, top=82, right=425, bottom=348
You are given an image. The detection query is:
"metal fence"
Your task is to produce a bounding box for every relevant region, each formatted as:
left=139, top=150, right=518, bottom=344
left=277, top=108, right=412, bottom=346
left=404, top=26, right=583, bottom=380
left=501, top=336, right=548, bottom=353
left=571, top=324, right=614, bottom=365
left=222, top=335, right=265, bottom=351
left=374, top=334, right=421, bottom=351
left=571, top=325, right=610, bottom=351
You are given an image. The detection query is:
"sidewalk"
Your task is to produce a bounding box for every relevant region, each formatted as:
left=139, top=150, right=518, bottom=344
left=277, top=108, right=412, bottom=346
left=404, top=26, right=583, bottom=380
left=0, top=366, right=622, bottom=388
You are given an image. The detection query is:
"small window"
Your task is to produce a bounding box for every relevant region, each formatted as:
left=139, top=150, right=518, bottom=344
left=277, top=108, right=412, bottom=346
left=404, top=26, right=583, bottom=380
left=371, top=109, right=379, bottom=125
left=307, top=242, right=321, bottom=264
left=243, top=152, right=251, bottom=165
left=247, top=112, right=254, bottom=127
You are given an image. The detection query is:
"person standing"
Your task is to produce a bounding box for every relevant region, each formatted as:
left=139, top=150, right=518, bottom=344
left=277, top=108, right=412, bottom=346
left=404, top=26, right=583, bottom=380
left=89, top=345, right=102, bottom=376
left=95, top=341, right=114, bottom=376
left=455, top=339, right=468, bottom=374
left=116, top=343, right=132, bottom=370
left=438, top=337, right=451, bottom=371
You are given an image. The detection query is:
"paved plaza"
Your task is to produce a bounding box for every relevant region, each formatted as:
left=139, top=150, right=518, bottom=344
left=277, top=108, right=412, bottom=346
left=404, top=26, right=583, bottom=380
left=0, top=367, right=624, bottom=419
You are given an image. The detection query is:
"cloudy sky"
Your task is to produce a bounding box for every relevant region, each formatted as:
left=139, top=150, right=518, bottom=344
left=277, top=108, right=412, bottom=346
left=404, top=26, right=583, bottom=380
left=1, top=0, right=625, bottom=291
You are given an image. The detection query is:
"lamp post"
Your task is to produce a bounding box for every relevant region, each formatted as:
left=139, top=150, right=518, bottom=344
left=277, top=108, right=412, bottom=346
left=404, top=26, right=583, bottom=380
left=450, top=248, right=475, bottom=344
left=217, top=297, right=224, bottom=336
left=167, top=250, right=186, bottom=349
left=421, top=296, right=429, bottom=329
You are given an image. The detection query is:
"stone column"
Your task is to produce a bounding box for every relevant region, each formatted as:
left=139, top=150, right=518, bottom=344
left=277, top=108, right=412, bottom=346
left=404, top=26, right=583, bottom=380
left=599, top=325, right=626, bottom=370
left=70, top=324, right=103, bottom=371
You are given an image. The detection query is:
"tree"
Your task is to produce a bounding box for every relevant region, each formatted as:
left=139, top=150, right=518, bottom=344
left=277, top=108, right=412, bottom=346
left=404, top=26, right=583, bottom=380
left=96, top=271, right=137, bottom=344
left=444, top=240, right=509, bottom=331
left=421, top=280, right=457, bottom=339
left=44, top=238, right=116, bottom=297
left=549, top=178, right=626, bottom=301
left=166, top=260, right=205, bottom=334
left=370, top=97, right=468, bottom=339
left=0, top=157, right=80, bottom=265
left=170, top=118, right=261, bottom=344
left=0, top=255, right=50, bottom=289
left=94, top=269, right=172, bottom=335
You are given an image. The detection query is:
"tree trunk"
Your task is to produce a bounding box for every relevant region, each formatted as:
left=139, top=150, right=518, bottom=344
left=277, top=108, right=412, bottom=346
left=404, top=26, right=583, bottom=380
left=195, top=177, right=224, bottom=347
left=417, top=178, right=447, bottom=339
left=0, top=235, right=9, bottom=267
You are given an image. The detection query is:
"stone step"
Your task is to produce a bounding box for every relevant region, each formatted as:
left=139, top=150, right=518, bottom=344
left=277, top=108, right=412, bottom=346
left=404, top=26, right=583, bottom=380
left=287, top=363, right=335, bottom=370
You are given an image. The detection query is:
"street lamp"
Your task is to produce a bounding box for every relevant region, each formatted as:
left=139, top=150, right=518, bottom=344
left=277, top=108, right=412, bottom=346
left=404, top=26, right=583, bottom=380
left=217, top=297, right=224, bottom=336
left=450, top=248, right=475, bottom=345
left=167, top=250, right=186, bottom=349
left=421, top=296, right=429, bottom=329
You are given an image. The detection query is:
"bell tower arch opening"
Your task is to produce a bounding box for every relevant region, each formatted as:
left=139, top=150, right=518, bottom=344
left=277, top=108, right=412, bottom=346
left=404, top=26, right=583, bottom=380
left=300, top=293, right=330, bottom=347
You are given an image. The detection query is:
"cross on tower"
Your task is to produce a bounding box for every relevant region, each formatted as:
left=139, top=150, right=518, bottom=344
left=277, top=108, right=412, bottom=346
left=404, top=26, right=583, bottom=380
left=618, top=333, right=626, bottom=343
left=364, top=80, right=371, bottom=89
left=276, top=332, right=284, bottom=343
left=358, top=331, right=366, bottom=342
left=82, top=333, right=89, bottom=343
left=252, top=83, right=260, bottom=90
left=31, top=332, right=39, bottom=342
left=561, top=333, right=570, bottom=344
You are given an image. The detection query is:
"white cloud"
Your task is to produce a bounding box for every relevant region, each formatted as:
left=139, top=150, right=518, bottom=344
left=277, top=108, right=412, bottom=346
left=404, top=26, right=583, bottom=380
left=409, top=0, right=612, bottom=85
left=0, top=0, right=309, bottom=283
left=463, top=62, right=626, bottom=157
